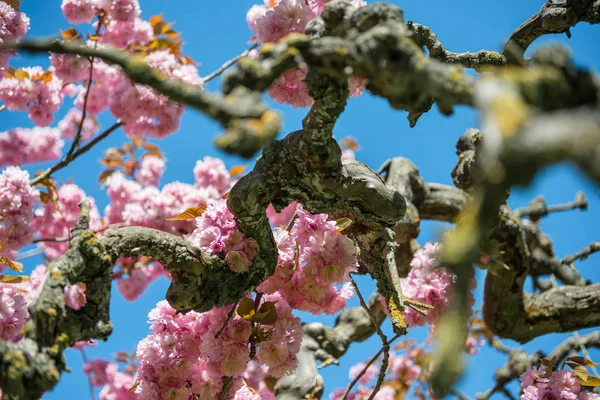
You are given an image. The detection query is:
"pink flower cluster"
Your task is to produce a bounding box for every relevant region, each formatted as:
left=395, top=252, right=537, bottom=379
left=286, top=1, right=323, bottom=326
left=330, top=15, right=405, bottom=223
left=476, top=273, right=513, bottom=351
left=0, top=127, right=64, bottom=166
left=135, top=295, right=301, bottom=399
left=193, top=156, right=230, bottom=193
left=330, top=352, right=421, bottom=400
left=266, top=201, right=298, bottom=227
left=388, top=242, right=474, bottom=328
left=64, top=282, right=87, bottom=310
left=50, top=53, right=90, bottom=84
left=104, top=172, right=219, bottom=235
left=135, top=156, right=166, bottom=187
left=82, top=359, right=137, bottom=400
left=520, top=367, right=599, bottom=400
left=108, top=50, right=203, bottom=138
left=0, top=264, right=46, bottom=342
left=246, top=0, right=366, bottom=107
left=258, top=206, right=356, bottom=315
left=58, top=108, right=100, bottom=141
left=0, top=2, right=29, bottom=71
left=0, top=166, right=38, bottom=261
left=0, top=66, right=66, bottom=126
left=117, top=259, right=166, bottom=301
left=187, top=199, right=259, bottom=273
left=0, top=283, right=29, bottom=342
left=33, top=183, right=102, bottom=260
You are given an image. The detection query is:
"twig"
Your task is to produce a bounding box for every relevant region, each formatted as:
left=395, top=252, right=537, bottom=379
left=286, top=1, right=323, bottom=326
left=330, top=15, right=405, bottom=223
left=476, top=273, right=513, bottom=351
left=367, top=342, right=389, bottom=400
left=202, top=43, right=258, bottom=83
left=14, top=247, right=45, bottom=261
left=514, top=192, right=588, bottom=221
left=451, top=389, right=473, bottom=400
left=80, top=349, right=97, bottom=400
left=214, top=301, right=239, bottom=339
left=341, top=334, right=401, bottom=400
left=218, top=376, right=234, bottom=400
left=67, top=20, right=102, bottom=159
left=350, top=275, right=386, bottom=343
left=30, top=121, right=123, bottom=186
left=561, top=242, right=600, bottom=265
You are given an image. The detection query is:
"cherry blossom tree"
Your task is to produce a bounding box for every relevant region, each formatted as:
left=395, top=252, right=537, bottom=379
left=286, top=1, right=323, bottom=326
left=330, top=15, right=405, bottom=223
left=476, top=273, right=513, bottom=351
left=0, top=0, right=599, bottom=399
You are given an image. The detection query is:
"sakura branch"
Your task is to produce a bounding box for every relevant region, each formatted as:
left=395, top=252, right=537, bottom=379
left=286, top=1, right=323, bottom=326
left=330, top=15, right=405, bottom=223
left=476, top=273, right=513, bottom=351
left=202, top=43, right=258, bottom=83
left=502, top=0, right=600, bottom=63
left=9, top=38, right=281, bottom=158
left=29, top=121, right=123, bottom=186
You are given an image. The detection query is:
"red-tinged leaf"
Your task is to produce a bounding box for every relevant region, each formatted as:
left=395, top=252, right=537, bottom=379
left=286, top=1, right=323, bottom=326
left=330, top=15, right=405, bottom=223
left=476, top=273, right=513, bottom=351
left=149, top=14, right=163, bottom=27
left=340, top=136, right=360, bottom=150
left=255, top=301, right=278, bottom=325
left=221, top=192, right=230, bottom=200
left=141, top=143, right=160, bottom=152
left=1, top=255, right=23, bottom=273
left=335, top=217, right=353, bottom=232
left=229, top=165, right=247, bottom=177
left=13, top=69, right=29, bottom=80
left=123, top=143, right=134, bottom=154
left=40, top=70, right=53, bottom=83
left=567, top=356, right=600, bottom=367
left=2, top=0, right=20, bottom=11
left=166, top=206, right=207, bottom=221
left=61, top=28, right=80, bottom=40
left=0, top=275, right=30, bottom=284
left=131, top=136, right=144, bottom=148
left=87, top=32, right=101, bottom=41
left=237, top=297, right=256, bottom=320
left=100, top=158, right=123, bottom=168
left=570, top=365, right=589, bottom=382
left=581, top=376, right=600, bottom=387
left=104, top=147, right=126, bottom=158
left=179, top=55, right=197, bottom=65
left=159, top=22, right=172, bottom=35
left=98, top=169, right=116, bottom=183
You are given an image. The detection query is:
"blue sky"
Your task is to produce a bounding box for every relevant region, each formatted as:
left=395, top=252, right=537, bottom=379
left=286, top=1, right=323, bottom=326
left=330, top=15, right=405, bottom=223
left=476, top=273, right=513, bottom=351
left=2, top=1, right=600, bottom=399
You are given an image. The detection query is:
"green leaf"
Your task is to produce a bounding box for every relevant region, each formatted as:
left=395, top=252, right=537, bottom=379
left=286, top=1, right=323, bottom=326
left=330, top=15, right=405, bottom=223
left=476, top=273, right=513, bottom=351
left=237, top=297, right=256, bottom=321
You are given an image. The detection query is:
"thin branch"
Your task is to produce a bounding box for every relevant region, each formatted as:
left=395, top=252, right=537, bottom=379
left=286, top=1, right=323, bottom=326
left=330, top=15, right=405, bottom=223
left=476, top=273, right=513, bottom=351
left=218, top=377, right=234, bottom=400
left=214, top=301, right=239, bottom=339
left=80, top=349, right=97, bottom=400
left=451, top=389, right=474, bottom=400
left=561, top=242, right=600, bottom=265
left=514, top=192, right=588, bottom=221
left=406, top=22, right=506, bottom=69
left=367, top=342, right=390, bottom=400
left=202, top=43, right=258, bottom=83
left=67, top=20, right=102, bottom=159
left=14, top=247, right=45, bottom=261
left=30, top=121, right=123, bottom=186
left=350, top=275, right=387, bottom=344
left=340, top=334, right=401, bottom=400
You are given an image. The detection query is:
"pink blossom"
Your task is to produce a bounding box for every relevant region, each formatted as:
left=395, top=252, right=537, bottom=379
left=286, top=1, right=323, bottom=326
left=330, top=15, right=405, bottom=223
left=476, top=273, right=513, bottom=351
left=0, top=66, right=65, bottom=126
left=267, top=68, right=313, bottom=108
left=187, top=199, right=258, bottom=273
left=307, top=0, right=366, bottom=16
left=0, top=166, right=38, bottom=260
left=0, top=127, right=64, bottom=166
left=33, top=183, right=102, bottom=259
left=117, top=261, right=165, bottom=301
left=193, top=156, right=230, bottom=193
left=253, top=0, right=314, bottom=44
left=64, top=282, right=87, bottom=310
left=98, top=364, right=137, bottom=400
left=0, top=2, right=30, bottom=71
left=72, top=339, right=98, bottom=349
left=136, top=156, right=166, bottom=187
left=349, top=361, right=379, bottom=384
left=521, top=386, right=541, bottom=400
left=519, top=366, right=546, bottom=388
left=61, top=0, right=98, bottom=24
left=104, top=0, right=140, bottom=22
left=50, top=53, right=90, bottom=83
left=83, top=359, right=111, bottom=386
left=58, top=108, right=99, bottom=141
left=0, top=283, right=29, bottom=342
left=266, top=201, right=297, bottom=226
